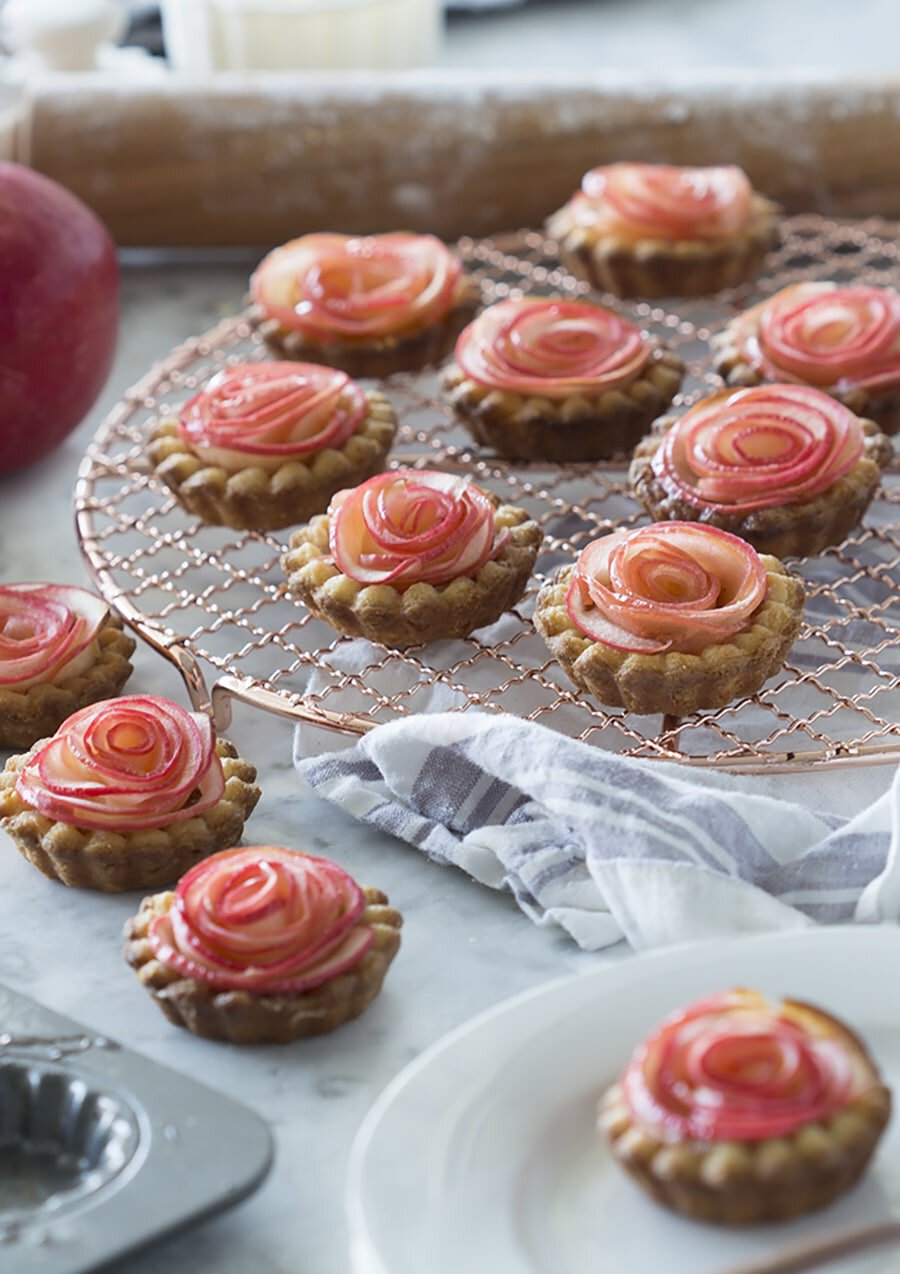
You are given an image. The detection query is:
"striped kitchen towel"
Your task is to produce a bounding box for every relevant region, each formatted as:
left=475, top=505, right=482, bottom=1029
left=297, top=712, right=900, bottom=951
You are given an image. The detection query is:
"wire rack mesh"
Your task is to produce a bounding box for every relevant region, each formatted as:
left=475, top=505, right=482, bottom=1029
left=75, top=217, right=900, bottom=771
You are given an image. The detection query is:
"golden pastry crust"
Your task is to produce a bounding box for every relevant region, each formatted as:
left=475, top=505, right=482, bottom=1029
left=534, top=558, right=804, bottom=715
left=148, top=390, right=397, bottom=532
left=0, top=617, right=135, bottom=751
left=282, top=503, right=542, bottom=648
left=600, top=1067, right=891, bottom=1225
left=257, top=276, right=481, bottom=378
left=124, top=886, right=402, bottom=1044
left=630, top=416, right=891, bottom=558
left=712, top=326, right=900, bottom=436
left=0, top=739, right=260, bottom=891
left=443, top=345, right=684, bottom=462
left=547, top=194, right=781, bottom=299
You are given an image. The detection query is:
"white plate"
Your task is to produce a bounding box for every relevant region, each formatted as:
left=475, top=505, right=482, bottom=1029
left=348, top=928, right=900, bottom=1274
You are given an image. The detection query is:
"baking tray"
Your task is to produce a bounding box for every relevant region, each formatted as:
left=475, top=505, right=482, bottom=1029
left=74, top=216, right=900, bottom=773
left=0, top=983, right=272, bottom=1273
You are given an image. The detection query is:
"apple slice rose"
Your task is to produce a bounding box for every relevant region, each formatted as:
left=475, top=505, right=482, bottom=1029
left=148, top=846, right=374, bottom=994
left=0, top=583, right=109, bottom=689
left=16, top=695, right=224, bottom=831
left=576, top=163, right=753, bottom=241
left=251, top=232, right=461, bottom=340
left=566, top=522, right=767, bottom=655
left=622, top=990, right=869, bottom=1143
left=654, top=384, right=865, bottom=513
left=179, top=362, right=367, bottom=471
left=329, top=469, right=508, bottom=587
left=455, top=298, right=651, bottom=398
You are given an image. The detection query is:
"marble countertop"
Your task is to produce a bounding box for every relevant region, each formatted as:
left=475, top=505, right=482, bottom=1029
left=0, top=261, right=895, bottom=1274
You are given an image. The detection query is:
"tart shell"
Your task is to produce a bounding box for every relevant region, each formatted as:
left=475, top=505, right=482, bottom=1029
left=547, top=195, right=781, bottom=299
left=0, top=616, right=135, bottom=751
left=599, top=1076, right=891, bottom=1226
left=443, top=346, right=684, bottom=462
left=712, top=327, right=900, bottom=437
left=534, top=557, right=805, bottom=716
left=148, top=390, right=397, bottom=533
left=0, top=738, right=260, bottom=892
left=282, top=502, right=542, bottom=648
left=257, top=277, right=481, bottom=379
left=629, top=415, right=891, bottom=558
left=124, top=886, right=402, bottom=1044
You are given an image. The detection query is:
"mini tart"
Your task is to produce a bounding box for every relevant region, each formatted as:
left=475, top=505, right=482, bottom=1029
left=251, top=231, right=480, bottom=378
left=124, top=847, right=402, bottom=1044
left=148, top=363, right=397, bottom=533
left=630, top=386, right=892, bottom=558
left=444, top=297, right=684, bottom=462
left=0, top=592, right=134, bottom=750
left=0, top=697, right=260, bottom=891
left=282, top=470, right=542, bottom=648
left=547, top=163, right=780, bottom=299
left=600, top=991, right=891, bottom=1226
left=534, top=524, right=804, bottom=715
left=713, top=283, right=900, bottom=435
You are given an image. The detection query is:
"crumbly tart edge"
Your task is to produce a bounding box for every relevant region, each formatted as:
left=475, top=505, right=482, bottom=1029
left=124, top=886, right=402, bottom=1044
left=443, top=346, right=684, bottom=462
left=281, top=504, right=543, bottom=648
left=0, top=739, right=260, bottom=892
left=629, top=415, right=892, bottom=558
left=711, top=326, right=900, bottom=436
left=599, top=1079, right=891, bottom=1226
left=546, top=195, right=781, bottom=299
left=0, top=619, right=136, bottom=751
left=148, top=391, right=397, bottom=532
left=257, top=275, right=482, bottom=378
left=533, top=559, right=805, bottom=716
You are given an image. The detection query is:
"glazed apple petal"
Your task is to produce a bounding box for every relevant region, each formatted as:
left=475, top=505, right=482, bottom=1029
left=148, top=846, right=373, bottom=993
left=0, top=584, right=109, bottom=690
left=577, top=163, right=753, bottom=242
left=16, top=695, right=224, bottom=831
left=455, top=298, right=651, bottom=399
left=330, top=469, right=506, bottom=588
left=179, top=362, right=366, bottom=472
left=251, top=232, right=461, bottom=340
left=655, top=385, right=865, bottom=513
left=622, top=990, right=873, bottom=1142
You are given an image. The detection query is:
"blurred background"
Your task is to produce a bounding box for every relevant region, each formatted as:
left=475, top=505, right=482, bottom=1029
left=0, top=0, right=898, bottom=77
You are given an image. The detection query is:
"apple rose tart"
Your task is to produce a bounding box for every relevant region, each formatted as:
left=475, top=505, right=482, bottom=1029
left=713, top=282, right=900, bottom=435
left=547, top=163, right=780, bottom=299
left=534, top=522, right=804, bottom=715
left=251, top=231, right=479, bottom=377
left=601, top=990, right=891, bottom=1225
left=630, top=385, right=891, bottom=558
left=148, top=361, right=396, bottom=532
left=282, top=468, right=542, bottom=647
left=0, top=583, right=135, bottom=749
left=0, top=695, right=260, bottom=891
left=443, top=298, right=683, bottom=461
left=124, top=845, right=402, bottom=1044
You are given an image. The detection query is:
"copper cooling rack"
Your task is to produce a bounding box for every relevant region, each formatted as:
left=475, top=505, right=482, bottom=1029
left=75, top=218, right=900, bottom=772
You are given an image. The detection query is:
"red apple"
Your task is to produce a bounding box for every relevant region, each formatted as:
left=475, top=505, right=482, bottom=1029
left=0, top=161, right=118, bottom=473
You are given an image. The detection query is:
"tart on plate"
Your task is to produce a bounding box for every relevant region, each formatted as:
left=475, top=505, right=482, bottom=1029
left=600, top=989, right=892, bottom=1225
left=630, top=384, right=891, bottom=557
left=282, top=468, right=542, bottom=648
left=713, top=282, right=900, bottom=435
left=148, top=361, right=397, bottom=532
left=124, top=845, right=402, bottom=1044
left=533, top=521, right=804, bottom=715
left=0, top=583, right=135, bottom=750
left=443, top=297, right=684, bottom=462
left=0, top=695, right=259, bottom=891
left=547, top=163, right=780, bottom=299
left=251, top=232, right=480, bottom=377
